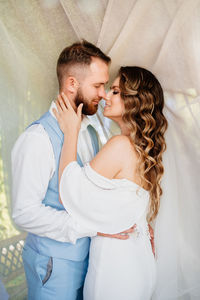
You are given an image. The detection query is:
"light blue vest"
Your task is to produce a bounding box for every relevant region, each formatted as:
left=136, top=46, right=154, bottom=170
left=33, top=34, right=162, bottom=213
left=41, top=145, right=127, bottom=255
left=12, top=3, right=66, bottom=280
left=26, top=111, right=99, bottom=261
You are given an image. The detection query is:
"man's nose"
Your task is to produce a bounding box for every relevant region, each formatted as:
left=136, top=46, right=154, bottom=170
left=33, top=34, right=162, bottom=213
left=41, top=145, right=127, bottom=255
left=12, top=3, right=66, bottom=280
left=98, top=86, right=107, bottom=99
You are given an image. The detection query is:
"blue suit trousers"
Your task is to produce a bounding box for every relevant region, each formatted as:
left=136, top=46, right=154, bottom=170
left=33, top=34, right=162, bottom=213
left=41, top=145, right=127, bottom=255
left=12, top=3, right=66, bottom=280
left=22, top=244, right=88, bottom=300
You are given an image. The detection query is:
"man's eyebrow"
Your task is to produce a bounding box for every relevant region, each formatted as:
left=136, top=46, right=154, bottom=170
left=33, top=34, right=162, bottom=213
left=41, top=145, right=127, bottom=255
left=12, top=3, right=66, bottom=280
left=94, top=82, right=108, bottom=85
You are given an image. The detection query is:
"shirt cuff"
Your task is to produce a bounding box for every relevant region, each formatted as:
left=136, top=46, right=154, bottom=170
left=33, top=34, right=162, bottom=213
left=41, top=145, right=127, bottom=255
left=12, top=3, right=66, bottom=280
left=65, top=217, right=97, bottom=244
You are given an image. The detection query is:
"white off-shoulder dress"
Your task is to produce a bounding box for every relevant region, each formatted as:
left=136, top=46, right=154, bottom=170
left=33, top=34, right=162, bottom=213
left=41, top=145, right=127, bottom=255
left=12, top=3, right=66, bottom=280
left=60, top=162, right=156, bottom=300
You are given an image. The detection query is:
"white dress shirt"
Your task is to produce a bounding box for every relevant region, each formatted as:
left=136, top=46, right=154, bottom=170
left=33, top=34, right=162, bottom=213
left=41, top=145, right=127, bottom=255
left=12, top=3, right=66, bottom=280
left=11, top=102, right=97, bottom=244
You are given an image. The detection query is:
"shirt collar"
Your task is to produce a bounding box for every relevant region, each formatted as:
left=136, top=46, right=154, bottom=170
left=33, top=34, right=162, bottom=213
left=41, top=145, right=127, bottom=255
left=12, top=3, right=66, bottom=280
left=49, top=101, right=92, bottom=132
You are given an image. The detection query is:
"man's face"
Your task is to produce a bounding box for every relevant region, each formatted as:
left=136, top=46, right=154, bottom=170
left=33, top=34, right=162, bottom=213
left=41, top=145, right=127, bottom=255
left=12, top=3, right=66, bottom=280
left=75, top=57, right=109, bottom=115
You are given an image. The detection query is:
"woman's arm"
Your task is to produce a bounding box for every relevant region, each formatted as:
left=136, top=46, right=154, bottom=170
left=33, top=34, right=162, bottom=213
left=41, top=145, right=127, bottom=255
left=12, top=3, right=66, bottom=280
left=53, top=93, right=83, bottom=182
left=59, top=130, right=78, bottom=182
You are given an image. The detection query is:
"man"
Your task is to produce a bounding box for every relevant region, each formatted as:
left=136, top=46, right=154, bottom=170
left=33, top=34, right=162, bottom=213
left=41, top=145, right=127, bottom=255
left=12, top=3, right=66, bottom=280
left=11, top=40, right=132, bottom=300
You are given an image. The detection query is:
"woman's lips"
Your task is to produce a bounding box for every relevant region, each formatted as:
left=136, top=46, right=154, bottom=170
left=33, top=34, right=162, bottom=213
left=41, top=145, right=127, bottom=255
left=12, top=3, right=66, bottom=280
left=104, top=106, right=111, bottom=111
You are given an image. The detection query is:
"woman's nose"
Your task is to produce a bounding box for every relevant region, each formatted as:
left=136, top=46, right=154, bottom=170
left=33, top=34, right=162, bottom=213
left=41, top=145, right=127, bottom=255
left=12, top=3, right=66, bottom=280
left=103, top=94, right=110, bottom=103
left=105, top=90, right=112, bottom=100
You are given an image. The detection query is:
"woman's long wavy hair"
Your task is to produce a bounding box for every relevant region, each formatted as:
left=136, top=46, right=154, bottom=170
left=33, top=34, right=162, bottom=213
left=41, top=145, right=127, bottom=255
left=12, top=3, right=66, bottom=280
left=119, top=66, right=168, bottom=222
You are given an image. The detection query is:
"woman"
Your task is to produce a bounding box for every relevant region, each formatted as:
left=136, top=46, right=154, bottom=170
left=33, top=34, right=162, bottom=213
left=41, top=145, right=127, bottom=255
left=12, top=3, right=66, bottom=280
left=54, top=66, right=168, bottom=299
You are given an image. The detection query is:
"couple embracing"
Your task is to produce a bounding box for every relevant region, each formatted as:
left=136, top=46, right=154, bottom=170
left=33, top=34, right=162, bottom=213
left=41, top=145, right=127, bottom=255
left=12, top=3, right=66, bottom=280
left=12, top=40, right=167, bottom=300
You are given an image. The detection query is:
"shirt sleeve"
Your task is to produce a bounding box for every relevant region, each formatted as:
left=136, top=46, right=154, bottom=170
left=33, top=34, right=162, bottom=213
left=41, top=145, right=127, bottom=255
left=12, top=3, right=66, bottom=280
left=11, top=125, right=96, bottom=244
left=60, top=161, right=149, bottom=234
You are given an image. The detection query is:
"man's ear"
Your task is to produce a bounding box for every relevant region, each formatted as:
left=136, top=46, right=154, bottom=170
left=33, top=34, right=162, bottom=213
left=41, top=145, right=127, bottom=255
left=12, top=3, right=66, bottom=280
left=64, top=76, right=79, bottom=94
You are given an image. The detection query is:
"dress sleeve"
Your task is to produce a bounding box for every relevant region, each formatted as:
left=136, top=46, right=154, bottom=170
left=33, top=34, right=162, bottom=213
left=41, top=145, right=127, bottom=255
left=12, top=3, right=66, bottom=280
left=59, top=161, right=149, bottom=234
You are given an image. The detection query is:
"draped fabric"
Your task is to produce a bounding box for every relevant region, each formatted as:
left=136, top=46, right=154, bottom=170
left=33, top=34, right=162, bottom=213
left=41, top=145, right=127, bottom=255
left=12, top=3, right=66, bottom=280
left=0, top=0, right=199, bottom=299
left=153, top=96, right=200, bottom=299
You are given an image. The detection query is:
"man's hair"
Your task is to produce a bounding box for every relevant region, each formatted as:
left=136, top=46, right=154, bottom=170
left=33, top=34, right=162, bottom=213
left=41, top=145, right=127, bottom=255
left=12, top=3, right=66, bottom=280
left=57, top=40, right=111, bottom=89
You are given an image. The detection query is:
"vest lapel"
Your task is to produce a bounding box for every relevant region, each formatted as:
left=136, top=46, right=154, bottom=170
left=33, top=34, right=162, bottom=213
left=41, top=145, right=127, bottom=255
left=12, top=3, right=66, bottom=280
left=44, top=112, right=84, bottom=166
left=87, top=125, right=99, bottom=156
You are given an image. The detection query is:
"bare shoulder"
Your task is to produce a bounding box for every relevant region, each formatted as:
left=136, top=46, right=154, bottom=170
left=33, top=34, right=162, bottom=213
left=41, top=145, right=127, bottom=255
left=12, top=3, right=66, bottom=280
left=90, top=135, right=138, bottom=179
left=108, top=134, right=132, bottom=144
left=107, top=135, right=139, bottom=169
left=106, top=135, right=134, bottom=154
left=90, top=135, right=133, bottom=179
left=99, top=134, right=137, bottom=165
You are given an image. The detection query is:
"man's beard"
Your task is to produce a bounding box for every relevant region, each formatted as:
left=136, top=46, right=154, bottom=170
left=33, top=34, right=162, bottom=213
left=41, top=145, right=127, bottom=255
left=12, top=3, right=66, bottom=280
left=75, top=88, right=99, bottom=115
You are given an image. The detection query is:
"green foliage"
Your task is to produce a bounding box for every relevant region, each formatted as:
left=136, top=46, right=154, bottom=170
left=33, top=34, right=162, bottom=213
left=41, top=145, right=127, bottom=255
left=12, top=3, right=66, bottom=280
left=6, top=273, right=27, bottom=300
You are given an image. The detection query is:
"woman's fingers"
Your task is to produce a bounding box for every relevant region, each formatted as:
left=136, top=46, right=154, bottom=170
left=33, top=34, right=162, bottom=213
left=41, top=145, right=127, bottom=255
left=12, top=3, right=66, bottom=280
left=57, top=95, right=67, bottom=111
left=56, top=92, right=75, bottom=113
left=77, top=103, right=83, bottom=119
left=55, top=99, right=63, bottom=114
left=55, top=100, right=62, bottom=113
left=61, top=92, right=73, bottom=110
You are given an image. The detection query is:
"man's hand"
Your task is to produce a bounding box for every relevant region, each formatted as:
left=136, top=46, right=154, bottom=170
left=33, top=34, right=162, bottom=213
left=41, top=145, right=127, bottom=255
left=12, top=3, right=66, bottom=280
left=148, top=224, right=155, bottom=256
left=97, top=225, right=136, bottom=240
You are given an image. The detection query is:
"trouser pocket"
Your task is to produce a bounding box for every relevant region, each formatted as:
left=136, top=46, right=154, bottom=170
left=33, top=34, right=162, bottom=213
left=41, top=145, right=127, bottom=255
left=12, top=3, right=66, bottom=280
left=41, top=256, right=53, bottom=285
left=22, top=244, right=53, bottom=287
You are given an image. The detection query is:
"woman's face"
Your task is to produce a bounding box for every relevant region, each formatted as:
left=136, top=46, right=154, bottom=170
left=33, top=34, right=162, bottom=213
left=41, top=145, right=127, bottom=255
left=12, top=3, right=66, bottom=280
left=103, top=77, right=125, bottom=121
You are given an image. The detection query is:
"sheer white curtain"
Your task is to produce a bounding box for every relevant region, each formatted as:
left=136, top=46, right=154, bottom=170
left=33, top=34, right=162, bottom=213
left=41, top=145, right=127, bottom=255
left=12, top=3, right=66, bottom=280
left=154, top=96, right=200, bottom=299
left=0, top=0, right=199, bottom=299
